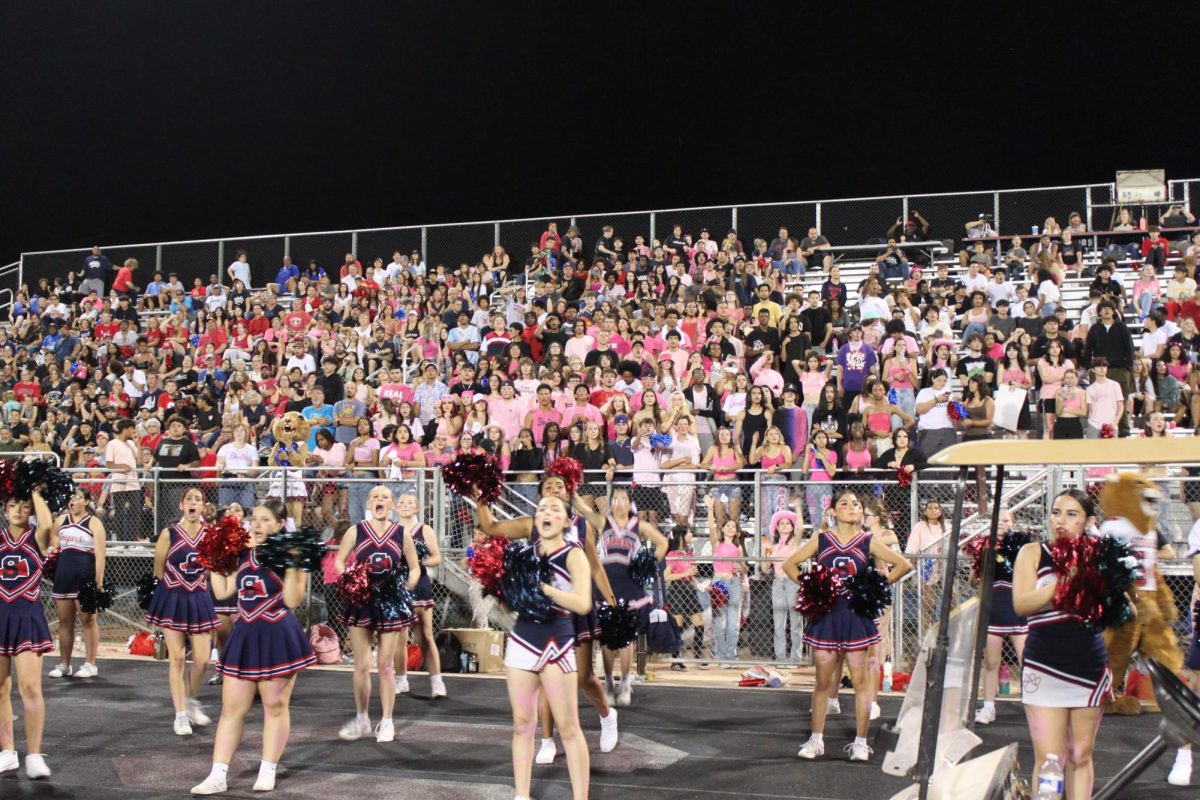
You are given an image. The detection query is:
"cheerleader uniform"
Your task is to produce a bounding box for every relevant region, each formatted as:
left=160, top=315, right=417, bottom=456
left=1021, top=543, right=1112, bottom=707
left=145, top=524, right=220, bottom=634
left=986, top=575, right=1028, bottom=636
left=408, top=522, right=434, bottom=610
left=51, top=514, right=96, bottom=601
left=216, top=549, right=315, bottom=680
left=340, top=521, right=415, bottom=631
left=599, top=514, right=653, bottom=631
left=503, top=543, right=578, bottom=673
left=0, top=528, right=53, bottom=656
left=533, top=515, right=599, bottom=644
left=802, top=531, right=881, bottom=652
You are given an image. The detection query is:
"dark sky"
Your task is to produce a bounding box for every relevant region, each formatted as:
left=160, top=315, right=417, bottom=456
left=3, top=3, right=1200, bottom=265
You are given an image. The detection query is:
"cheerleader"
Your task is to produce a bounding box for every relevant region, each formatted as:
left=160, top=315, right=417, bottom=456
left=504, top=493, right=592, bottom=800
left=48, top=488, right=106, bottom=679
left=783, top=490, right=912, bottom=761
left=1012, top=489, right=1110, bottom=800
left=333, top=485, right=420, bottom=744
left=392, top=492, right=446, bottom=698
left=190, top=500, right=316, bottom=795
left=1169, top=522, right=1200, bottom=786
left=0, top=490, right=55, bottom=780
left=145, top=486, right=219, bottom=735
left=974, top=508, right=1028, bottom=725
left=595, top=485, right=666, bottom=708
left=476, top=473, right=621, bottom=761
left=208, top=504, right=246, bottom=686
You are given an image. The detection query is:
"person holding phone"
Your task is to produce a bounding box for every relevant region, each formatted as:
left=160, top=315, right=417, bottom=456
left=914, top=369, right=957, bottom=456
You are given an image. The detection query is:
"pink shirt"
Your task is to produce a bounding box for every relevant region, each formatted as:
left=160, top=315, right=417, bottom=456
left=713, top=541, right=741, bottom=576
left=1085, top=379, right=1124, bottom=427
left=487, top=396, right=529, bottom=441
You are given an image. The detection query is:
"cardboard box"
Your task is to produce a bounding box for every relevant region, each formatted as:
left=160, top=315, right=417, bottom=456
left=446, top=628, right=505, bottom=674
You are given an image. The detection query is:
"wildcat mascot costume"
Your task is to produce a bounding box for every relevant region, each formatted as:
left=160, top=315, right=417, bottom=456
left=1099, top=472, right=1183, bottom=714
left=266, top=411, right=311, bottom=531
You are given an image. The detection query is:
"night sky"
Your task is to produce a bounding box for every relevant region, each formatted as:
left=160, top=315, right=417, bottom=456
left=3, top=3, right=1199, bottom=266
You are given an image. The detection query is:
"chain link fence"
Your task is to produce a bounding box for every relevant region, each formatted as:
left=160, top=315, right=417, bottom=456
left=39, top=465, right=1200, bottom=681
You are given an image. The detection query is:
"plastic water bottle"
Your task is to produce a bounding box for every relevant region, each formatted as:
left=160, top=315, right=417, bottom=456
left=1036, top=754, right=1064, bottom=799
left=999, top=663, right=1011, bottom=695
left=1031, top=225, right=1039, bottom=236
left=883, top=659, right=894, bottom=692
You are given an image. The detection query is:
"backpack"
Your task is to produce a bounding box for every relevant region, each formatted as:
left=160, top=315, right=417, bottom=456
left=645, top=608, right=683, bottom=654
left=308, top=623, right=342, bottom=664
left=436, top=630, right=464, bottom=673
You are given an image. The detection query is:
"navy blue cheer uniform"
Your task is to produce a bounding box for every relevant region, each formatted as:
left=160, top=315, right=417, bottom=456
left=987, top=540, right=1028, bottom=636
left=51, top=513, right=97, bottom=602
left=340, top=521, right=415, bottom=632
left=504, top=543, right=579, bottom=673
left=533, top=514, right=599, bottom=644
left=802, top=531, right=881, bottom=652
left=0, top=528, right=53, bottom=656
left=145, top=523, right=220, bottom=634
left=599, top=513, right=653, bottom=634
left=1021, top=543, right=1112, bottom=708
left=216, top=549, right=315, bottom=681
left=407, top=522, right=434, bottom=610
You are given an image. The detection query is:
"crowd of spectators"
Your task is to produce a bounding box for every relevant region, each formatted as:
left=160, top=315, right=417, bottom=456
left=4, top=205, right=1200, bottom=542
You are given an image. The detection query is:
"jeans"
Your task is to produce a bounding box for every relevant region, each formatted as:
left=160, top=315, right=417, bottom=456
left=109, top=489, right=144, bottom=541
left=1040, top=302, right=1057, bottom=318
left=761, top=476, right=788, bottom=533
left=1136, top=293, right=1158, bottom=318
left=962, top=321, right=988, bottom=340
left=891, top=387, right=916, bottom=426
left=773, top=258, right=805, bottom=276
left=511, top=481, right=539, bottom=510
left=805, top=483, right=832, bottom=531
left=217, top=481, right=256, bottom=512
left=346, top=476, right=373, bottom=524
left=712, top=578, right=743, bottom=661
left=771, top=577, right=803, bottom=662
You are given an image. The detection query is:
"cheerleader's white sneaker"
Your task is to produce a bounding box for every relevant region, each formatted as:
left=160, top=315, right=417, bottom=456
left=974, top=704, right=996, bottom=725
left=535, top=738, right=557, bottom=764
left=374, top=719, right=395, bottom=743
left=0, top=750, right=18, bottom=773
left=1167, top=748, right=1191, bottom=785
left=190, top=775, right=227, bottom=795
left=253, top=772, right=276, bottom=791
left=74, top=662, right=98, bottom=679
left=599, top=709, right=619, bottom=753
left=846, top=741, right=873, bottom=762
left=187, top=699, right=212, bottom=726
left=338, top=717, right=371, bottom=741
left=797, top=735, right=825, bottom=759
left=395, top=676, right=410, bottom=694
left=47, top=663, right=70, bottom=678
left=174, top=715, right=194, bottom=736
left=25, top=754, right=51, bottom=780
left=870, top=701, right=881, bottom=721
left=826, top=698, right=841, bottom=715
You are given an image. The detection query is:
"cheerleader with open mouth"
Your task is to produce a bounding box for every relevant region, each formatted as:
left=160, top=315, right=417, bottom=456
left=0, top=490, right=55, bottom=780
left=504, top=494, right=593, bottom=800
left=191, top=500, right=316, bottom=795
left=333, top=485, right=420, bottom=744
left=145, top=486, right=219, bottom=735
left=783, top=490, right=912, bottom=762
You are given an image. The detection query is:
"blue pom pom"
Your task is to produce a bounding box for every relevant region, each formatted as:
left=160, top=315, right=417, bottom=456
left=501, top=540, right=555, bottom=623
left=596, top=601, right=641, bottom=650
left=648, top=433, right=673, bottom=450
left=191, top=334, right=201, bottom=347
left=887, top=388, right=898, bottom=405
left=371, top=570, right=414, bottom=623
left=628, top=545, right=658, bottom=586
left=846, top=567, right=892, bottom=619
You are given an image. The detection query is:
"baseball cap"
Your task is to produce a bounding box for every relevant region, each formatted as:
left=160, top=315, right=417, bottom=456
left=783, top=384, right=799, bottom=395
left=614, top=414, right=630, bottom=424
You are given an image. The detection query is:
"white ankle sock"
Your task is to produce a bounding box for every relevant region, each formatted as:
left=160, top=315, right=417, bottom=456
left=356, top=712, right=369, bottom=724
left=621, top=673, right=634, bottom=688
left=258, top=760, right=277, bottom=779
left=810, top=733, right=823, bottom=744
left=854, top=736, right=867, bottom=747
left=209, top=762, right=229, bottom=782
left=1176, top=748, right=1192, bottom=764
left=982, top=701, right=995, bottom=711
left=540, top=737, right=554, bottom=748
left=176, top=711, right=189, bottom=723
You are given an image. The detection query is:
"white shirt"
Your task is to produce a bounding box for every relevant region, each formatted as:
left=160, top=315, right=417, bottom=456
left=286, top=353, right=317, bottom=375
left=916, top=387, right=953, bottom=430
left=859, top=295, right=889, bottom=321
left=205, top=291, right=227, bottom=312
left=986, top=281, right=1018, bottom=306
left=228, top=260, right=251, bottom=287
left=217, top=442, right=259, bottom=475
left=963, top=272, right=989, bottom=293
left=121, top=371, right=147, bottom=398
left=1140, top=327, right=1168, bottom=358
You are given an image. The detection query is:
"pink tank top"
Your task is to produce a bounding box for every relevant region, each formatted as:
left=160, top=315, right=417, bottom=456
left=867, top=412, right=892, bottom=434
left=888, top=363, right=915, bottom=389
left=844, top=445, right=873, bottom=470
left=761, top=450, right=789, bottom=470
left=711, top=451, right=738, bottom=480
left=1001, top=367, right=1026, bottom=385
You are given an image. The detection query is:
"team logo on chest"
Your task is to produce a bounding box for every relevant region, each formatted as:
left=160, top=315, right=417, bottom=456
left=0, top=554, right=30, bottom=581
left=180, top=553, right=206, bottom=577
left=239, top=575, right=269, bottom=602
left=367, top=552, right=394, bottom=573
left=0, top=549, right=37, bottom=601
left=830, top=554, right=859, bottom=579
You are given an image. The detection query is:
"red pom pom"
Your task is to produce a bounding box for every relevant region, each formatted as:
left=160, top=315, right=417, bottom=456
left=1048, top=535, right=1104, bottom=625
left=337, top=562, right=373, bottom=606
left=545, top=457, right=584, bottom=495
left=709, top=580, right=731, bottom=610
left=196, top=517, right=249, bottom=575
left=42, top=548, right=59, bottom=580
left=442, top=452, right=505, bottom=504
left=469, top=536, right=509, bottom=600
left=1100, top=423, right=1115, bottom=439
left=0, top=460, right=16, bottom=502
left=963, top=536, right=989, bottom=580
left=897, top=465, right=913, bottom=489
left=793, top=564, right=843, bottom=620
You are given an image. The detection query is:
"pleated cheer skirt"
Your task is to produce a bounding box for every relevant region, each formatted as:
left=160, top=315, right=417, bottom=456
left=216, top=616, right=316, bottom=681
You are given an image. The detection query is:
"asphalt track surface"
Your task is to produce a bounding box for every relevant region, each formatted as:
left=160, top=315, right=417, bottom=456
left=1, top=658, right=1193, bottom=799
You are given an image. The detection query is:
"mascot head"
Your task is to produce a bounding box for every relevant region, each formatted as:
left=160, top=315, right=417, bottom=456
left=272, top=411, right=311, bottom=446
left=1099, top=472, right=1163, bottom=534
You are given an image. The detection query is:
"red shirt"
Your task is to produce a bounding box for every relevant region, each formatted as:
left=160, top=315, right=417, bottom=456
left=521, top=327, right=543, bottom=362
left=1141, top=237, right=1170, bottom=259
left=589, top=388, right=618, bottom=408
left=284, top=311, right=311, bottom=333
left=113, top=267, right=136, bottom=293
left=13, top=381, right=40, bottom=402
left=196, top=451, right=219, bottom=485
left=1180, top=299, right=1200, bottom=329
left=140, top=433, right=162, bottom=452
left=94, top=321, right=119, bottom=340
left=247, top=316, right=270, bottom=336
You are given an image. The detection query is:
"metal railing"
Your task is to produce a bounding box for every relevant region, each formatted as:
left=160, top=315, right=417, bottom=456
left=18, top=179, right=1195, bottom=292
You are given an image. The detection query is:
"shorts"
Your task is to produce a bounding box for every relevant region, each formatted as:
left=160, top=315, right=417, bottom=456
left=51, top=550, right=95, bottom=601
left=667, top=581, right=702, bottom=617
